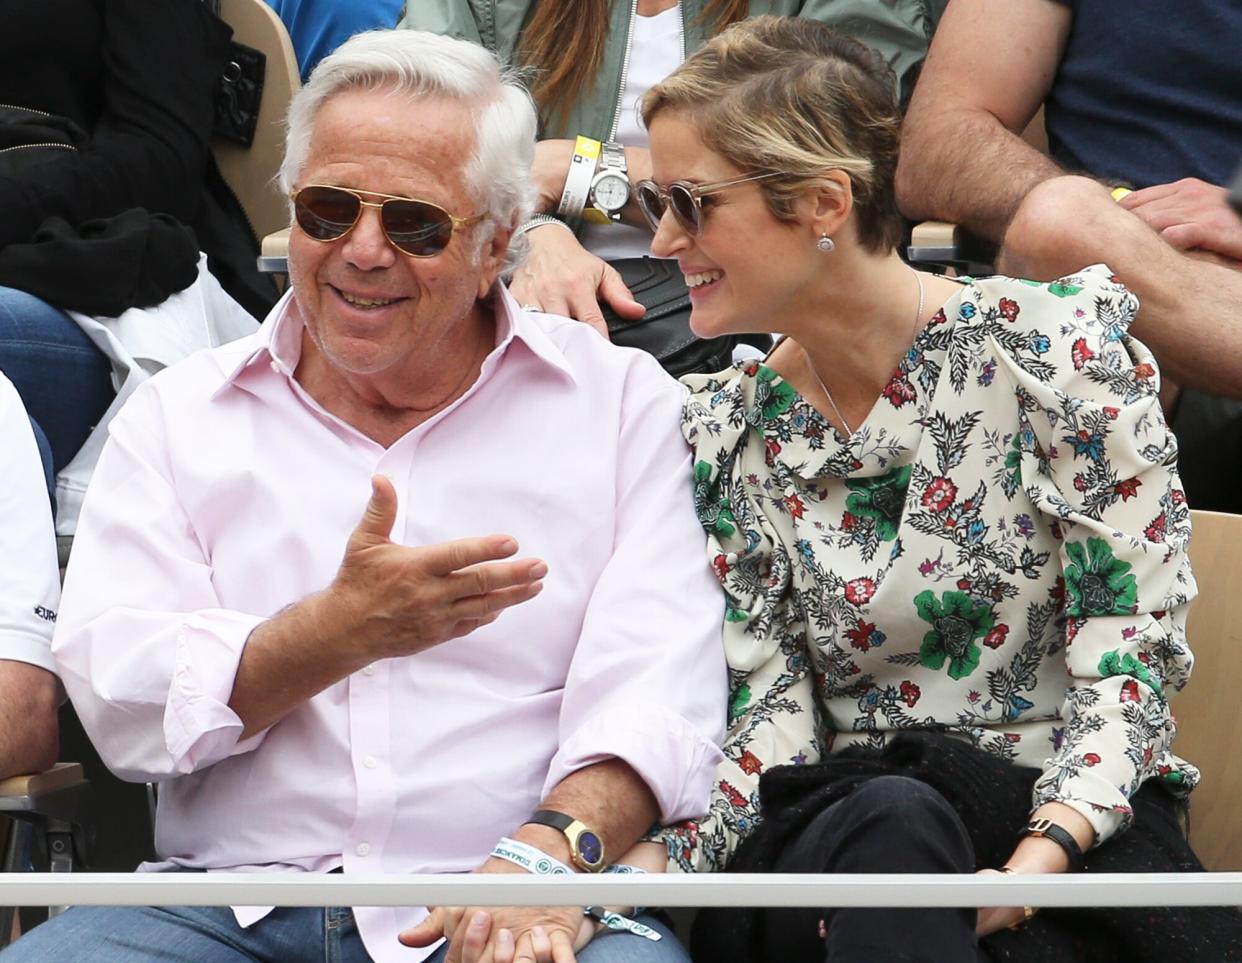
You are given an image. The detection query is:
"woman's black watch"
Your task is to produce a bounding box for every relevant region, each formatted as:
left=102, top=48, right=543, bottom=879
left=1019, top=817, right=1085, bottom=871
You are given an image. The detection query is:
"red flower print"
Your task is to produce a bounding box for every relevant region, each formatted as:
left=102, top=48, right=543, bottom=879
left=744, top=362, right=760, bottom=377
left=720, top=780, right=747, bottom=809
left=1103, top=406, right=1120, bottom=421
left=881, top=374, right=917, bottom=409
left=842, top=512, right=858, bottom=531
left=1113, top=478, right=1142, bottom=501
left=929, top=308, right=948, bottom=327
left=1145, top=512, right=1168, bottom=543
left=845, top=618, right=879, bottom=652
left=1049, top=576, right=1066, bottom=604
left=999, top=297, right=1020, bottom=322
left=1083, top=753, right=1101, bottom=767
left=1073, top=473, right=1087, bottom=493
left=1120, top=679, right=1141, bottom=703
left=784, top=494, right=806, bottom=519
left=712, top=554, right=731, bottom=579
left=845, top=578, right=876, bottom=606
left=1171, top=488, right=1186, bottom=505
left=900, top=681, right=921, bottom=707
left=956, top=577, right=972, bottom=592
left=738, top=751, right=763, bottom=776
left=1071, top=337, right=1095, bottom=370
left=921, top=476, right=958, bottom=512
left=1133, top=362, right=1156, bottom=380
left=983, top=624, right=1009, bottom=649
left=967, top=690, right=981, bottom=704
left=1004, top=733, right=1021, bottom=743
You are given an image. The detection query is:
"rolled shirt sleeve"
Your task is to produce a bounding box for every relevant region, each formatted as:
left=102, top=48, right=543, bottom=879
left=991, top=265, right=1197, bottom=844
left=52, top=382, right=271, bottom=782
left=0, top=374, right=61, bottom=676
left=543, top=365, right=727, bottom=823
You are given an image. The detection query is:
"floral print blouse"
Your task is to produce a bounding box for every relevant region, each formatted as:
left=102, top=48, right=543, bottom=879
left=661, top=265, right=1197, bottom=874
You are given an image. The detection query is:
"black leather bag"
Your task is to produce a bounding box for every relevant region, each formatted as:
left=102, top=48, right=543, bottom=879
left=600, top=256, right=761, bottom=377
left=213, top=40, right=265, bottom=147
left=0, top=106, right=87, bottom=175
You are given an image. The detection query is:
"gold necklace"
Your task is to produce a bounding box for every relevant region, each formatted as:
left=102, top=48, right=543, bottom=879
left=803, top=269, right=926, bottom=437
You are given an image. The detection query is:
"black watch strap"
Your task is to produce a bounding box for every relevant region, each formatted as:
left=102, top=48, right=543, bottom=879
left=1019, top=817, right=1085, bottom=871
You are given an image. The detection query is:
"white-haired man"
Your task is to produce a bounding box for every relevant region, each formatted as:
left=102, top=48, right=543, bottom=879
left=8, top=30, right=725, bottom=963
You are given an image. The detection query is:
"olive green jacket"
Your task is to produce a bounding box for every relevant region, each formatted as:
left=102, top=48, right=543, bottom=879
left=398, top=0, right=946, bottom=139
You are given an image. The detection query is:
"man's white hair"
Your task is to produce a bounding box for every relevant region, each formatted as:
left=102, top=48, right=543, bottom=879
left=280, top=29, right=537, bottom=268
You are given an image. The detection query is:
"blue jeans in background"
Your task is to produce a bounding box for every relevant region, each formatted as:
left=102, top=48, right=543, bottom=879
left=0, top=287, right=115, bottom=505
left=1, top=904, right=688, bottom=962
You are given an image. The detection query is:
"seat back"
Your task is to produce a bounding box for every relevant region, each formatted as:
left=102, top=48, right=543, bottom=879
left=1174, top=509, right=1242, bottom=870
left=212, top=0, right=300, bottom=242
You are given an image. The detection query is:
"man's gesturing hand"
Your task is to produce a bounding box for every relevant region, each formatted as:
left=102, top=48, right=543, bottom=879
left=331, top=475, right=546, bottom=660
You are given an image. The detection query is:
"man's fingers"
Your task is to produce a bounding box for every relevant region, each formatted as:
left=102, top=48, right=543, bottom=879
left=448, top=558, right=547, bottom=599
left=451, top=580, right=545, bottom=622
left=1118, top=181, right=1177, bottom=209
left=353, top=474, right=399, bottom=545
left=398, top=907, right=446, bottom=947
left=549, top=928, right=579, bottom=963
left=1161, top=222, right=1203, bottom=250
left=494, top=928, right=516, bottom=963
left=423, top=535, right=520, bottom=577
left=457, top=910, right=492, bottom=963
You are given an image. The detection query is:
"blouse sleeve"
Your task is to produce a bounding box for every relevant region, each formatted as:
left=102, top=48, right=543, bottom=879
left=654, top=382, right=823, bottom=873
left=985, top=265, right=1197, bottom=846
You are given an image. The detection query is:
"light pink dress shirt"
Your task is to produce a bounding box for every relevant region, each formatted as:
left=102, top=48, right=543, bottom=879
left=52, top=285, right=726, bottom=962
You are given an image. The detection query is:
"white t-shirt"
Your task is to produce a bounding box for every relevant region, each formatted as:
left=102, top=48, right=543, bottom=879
left=0, top=372, right=60, bottom=675
left=579, top=3, right=683, bottom=261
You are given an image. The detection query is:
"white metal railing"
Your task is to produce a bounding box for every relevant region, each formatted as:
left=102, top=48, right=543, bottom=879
left=3, top=873, right=1242, bottom=908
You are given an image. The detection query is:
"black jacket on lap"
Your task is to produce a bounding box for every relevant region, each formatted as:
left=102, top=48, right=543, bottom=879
left=0, top=0, right=277, bottom=319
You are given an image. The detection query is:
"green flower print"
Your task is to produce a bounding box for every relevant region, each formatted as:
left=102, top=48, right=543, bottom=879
left=914, top=590, right=995, bottom=680
left=730, top=683, right=752, bottom=723
left=845, top=466, right=912, bottom=541
left=693, top=461, right=736, bottom=538
left=1047, top=282, right=1084, bottom=298
left=1098, top=650, right=1164, bottom=698
left=1065, top=538, right=1138, bottom=616
left=753, top=367, right=797, bottom=422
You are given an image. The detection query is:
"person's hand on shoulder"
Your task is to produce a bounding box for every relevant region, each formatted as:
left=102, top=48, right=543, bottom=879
left=1119, top=177, right=1242, bottom=265
left=508, top=225, right=644, bottom=337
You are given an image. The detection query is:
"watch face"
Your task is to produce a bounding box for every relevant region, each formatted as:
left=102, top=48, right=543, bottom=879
left=577, top=830, right=604, bottom=866
left=592, top=173, right=630, bottom=212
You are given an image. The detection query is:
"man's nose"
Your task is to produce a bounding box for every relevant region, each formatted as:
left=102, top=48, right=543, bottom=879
left=341, top=204, right=398, bottom=270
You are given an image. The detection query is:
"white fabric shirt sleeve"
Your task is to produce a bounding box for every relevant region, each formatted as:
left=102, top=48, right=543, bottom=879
left=0, top=373, right=60, bottom=675
left=543, top=361, right=727, bottom=823
left=52, top=381, right=267, bottom=782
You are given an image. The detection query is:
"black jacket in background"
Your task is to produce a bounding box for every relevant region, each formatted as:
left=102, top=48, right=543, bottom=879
left=0, top=0, right=278, bottom=319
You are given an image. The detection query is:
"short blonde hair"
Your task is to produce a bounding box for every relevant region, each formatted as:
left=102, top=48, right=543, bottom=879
left=642, top=16, right=903, bottom=253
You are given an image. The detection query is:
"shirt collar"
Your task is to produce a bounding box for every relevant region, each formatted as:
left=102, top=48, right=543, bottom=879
left=212, top=282, right=577, bottom=401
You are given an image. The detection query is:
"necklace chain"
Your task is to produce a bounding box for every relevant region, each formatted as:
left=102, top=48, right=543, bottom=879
left=803, top=269, right=925, bottom=438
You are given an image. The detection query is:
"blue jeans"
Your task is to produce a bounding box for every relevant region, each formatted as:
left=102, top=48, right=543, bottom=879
left=0, top=287, right=114, bottom=487
left=2, top=904, right=688, bottom=962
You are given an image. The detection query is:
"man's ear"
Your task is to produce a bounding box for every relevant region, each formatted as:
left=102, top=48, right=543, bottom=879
left=477, top=222, right=513, bottom=300
left=801, top=170, right=854, bottom=242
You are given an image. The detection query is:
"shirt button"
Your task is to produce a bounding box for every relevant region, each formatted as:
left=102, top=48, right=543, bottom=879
left=356, top=842, right=371, bottom=857
left=364, top=756, right=377, bottom=769
left=363, top=664, right=376, bottom=676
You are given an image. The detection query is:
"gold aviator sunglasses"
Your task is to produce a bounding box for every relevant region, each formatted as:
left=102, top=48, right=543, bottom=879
left=291, top=184, right=484, bottom=257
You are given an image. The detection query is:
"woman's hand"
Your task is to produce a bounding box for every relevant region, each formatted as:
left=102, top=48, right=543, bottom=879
left=974, top=868, right=1028, bottom=937
left=509, top=225, right=645, bottom=335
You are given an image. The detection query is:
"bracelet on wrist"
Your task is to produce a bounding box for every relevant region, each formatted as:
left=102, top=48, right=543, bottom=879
left=1018, top=817, right=1085, bottom=872
left=556, top=135, right=601, bottom=221
left=512, top=214, right=574, bottom=240
left=490, top=837, right=574, bottom=876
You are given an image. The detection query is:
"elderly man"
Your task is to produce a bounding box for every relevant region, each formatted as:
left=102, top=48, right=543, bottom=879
left=0, top=373, right=60, bottom=783
left=8, top=29, right=725, bottom=963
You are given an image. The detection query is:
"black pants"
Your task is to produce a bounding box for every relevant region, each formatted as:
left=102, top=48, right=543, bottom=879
left=762, top=775, right=979, bottom=963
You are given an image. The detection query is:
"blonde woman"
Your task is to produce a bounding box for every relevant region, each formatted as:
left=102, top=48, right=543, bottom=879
left=399, top=0, right=942, bottom=330
left=639, top=16, right=1242, bottom=963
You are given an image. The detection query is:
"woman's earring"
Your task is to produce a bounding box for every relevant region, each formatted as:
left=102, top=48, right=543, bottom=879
left=817, top=233, right=835, bottom=253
